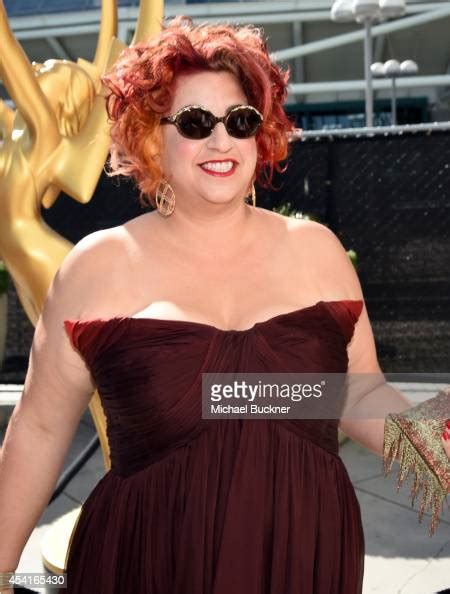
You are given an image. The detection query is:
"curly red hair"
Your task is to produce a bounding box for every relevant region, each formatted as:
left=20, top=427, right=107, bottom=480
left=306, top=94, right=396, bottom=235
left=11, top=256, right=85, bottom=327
left=101, top=16, right=294, bottom=208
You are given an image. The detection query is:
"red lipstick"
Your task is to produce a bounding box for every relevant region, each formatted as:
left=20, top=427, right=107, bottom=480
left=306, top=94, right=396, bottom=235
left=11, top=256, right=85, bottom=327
left=198, top=160, right=238, bottom=177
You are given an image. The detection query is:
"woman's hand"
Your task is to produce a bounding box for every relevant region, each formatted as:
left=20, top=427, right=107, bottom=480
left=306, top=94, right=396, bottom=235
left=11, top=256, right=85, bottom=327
left=442, top=421, right=450, bottom=459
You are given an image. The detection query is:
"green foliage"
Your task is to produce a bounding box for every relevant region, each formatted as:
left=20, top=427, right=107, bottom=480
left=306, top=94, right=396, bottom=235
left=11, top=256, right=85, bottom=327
left=272, top=202, right=321, bottom=222
left=273, top=203, right=358, bottom=270
left=346, top=249, right=358, bottom=270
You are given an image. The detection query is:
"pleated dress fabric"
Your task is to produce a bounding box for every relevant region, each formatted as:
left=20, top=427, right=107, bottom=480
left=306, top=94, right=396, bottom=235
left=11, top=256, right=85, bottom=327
left=60, top=299, right=365, bottom=594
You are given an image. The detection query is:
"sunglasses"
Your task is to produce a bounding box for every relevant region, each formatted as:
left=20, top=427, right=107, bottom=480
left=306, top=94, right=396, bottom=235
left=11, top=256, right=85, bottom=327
left=160, top=104, right=263, bottom=140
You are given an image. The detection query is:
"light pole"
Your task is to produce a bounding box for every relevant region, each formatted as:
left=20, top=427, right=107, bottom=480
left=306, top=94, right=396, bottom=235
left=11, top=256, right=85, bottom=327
left=371, top=59, right=419, bottom=124
left=331, top=0, right=406, bottom=127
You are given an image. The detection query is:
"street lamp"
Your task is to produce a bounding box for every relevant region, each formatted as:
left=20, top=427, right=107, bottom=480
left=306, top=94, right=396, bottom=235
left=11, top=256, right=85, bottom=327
left=331, top=0, right=406, bottom=127
left=371, top=59, right=419, bottom=124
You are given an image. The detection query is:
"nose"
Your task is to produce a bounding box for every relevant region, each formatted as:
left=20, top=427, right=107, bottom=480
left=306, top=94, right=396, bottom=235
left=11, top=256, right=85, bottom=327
left=206, top=121, right=233, bottom=151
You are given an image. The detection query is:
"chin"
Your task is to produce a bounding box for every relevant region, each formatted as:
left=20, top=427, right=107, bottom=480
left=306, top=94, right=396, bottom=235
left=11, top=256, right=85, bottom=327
left=204, top=193, right=243, bottom=205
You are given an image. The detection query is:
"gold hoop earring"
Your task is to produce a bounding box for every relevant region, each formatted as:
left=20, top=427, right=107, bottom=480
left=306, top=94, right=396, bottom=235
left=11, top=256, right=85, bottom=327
left=246, top=183, right=256, bottom=207
left=155, top=180, right=175, bottom=217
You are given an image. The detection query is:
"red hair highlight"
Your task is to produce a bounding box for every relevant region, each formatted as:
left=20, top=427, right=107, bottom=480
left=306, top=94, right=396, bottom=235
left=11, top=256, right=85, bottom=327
left=101, top=16, right=294, bottom=208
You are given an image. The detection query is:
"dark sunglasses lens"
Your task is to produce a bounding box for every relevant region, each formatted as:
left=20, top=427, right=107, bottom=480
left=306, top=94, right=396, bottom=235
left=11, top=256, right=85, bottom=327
left=177, top=108, right=214, bottom=139
left=227, top=108, right=262, bottom=138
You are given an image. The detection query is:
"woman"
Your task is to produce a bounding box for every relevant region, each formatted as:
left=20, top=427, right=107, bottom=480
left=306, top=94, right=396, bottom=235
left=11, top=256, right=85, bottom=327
left=1, top=16, right=449, bottom=594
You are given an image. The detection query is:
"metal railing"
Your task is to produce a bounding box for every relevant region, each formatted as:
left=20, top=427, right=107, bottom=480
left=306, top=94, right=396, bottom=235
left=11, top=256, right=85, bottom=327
left=4, top=0, right=269, bottom=17
left=297, top=120, right=450, bottom=140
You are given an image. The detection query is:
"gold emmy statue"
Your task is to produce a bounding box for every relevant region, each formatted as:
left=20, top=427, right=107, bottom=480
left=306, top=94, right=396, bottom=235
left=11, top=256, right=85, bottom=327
left=0, top=0, right=163, bottom=575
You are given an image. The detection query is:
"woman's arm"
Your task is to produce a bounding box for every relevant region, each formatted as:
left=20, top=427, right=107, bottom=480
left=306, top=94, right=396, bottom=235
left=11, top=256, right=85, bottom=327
left=307, top=221, right=450, bottom=459
left=0, top=234, right=115, bottom=573
left=0, top=397, right=88, bottom=572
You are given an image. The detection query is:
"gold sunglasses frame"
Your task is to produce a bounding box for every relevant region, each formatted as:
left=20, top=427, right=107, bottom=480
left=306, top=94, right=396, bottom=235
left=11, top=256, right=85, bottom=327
left=160, top=104, right=264, bottom=138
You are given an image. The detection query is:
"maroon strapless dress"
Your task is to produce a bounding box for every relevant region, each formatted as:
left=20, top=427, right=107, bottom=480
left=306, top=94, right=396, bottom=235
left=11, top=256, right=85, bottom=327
left=61, top=299, right=365, bottom=594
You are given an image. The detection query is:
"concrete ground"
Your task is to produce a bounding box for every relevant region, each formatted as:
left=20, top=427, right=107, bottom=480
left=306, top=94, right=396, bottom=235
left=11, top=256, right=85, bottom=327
left=1, top=382, right=449, bottom=594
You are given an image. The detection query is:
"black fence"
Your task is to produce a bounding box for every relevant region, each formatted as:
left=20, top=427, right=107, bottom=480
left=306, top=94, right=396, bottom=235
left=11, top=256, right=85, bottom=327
left=1, top=124, right=449, bottom=382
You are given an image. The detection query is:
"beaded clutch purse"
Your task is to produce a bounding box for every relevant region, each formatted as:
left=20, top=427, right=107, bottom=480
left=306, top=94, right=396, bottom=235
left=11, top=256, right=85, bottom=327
left=383, top=386, right=450, bottom=536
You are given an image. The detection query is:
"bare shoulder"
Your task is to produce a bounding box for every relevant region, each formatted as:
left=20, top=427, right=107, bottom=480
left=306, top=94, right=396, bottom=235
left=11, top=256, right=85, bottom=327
left=253, top=206, right=309, bottom=239
left=261, top=214, right=381, bottom=378
left=256, top=207, right=339, bottom=249
left=283, top=216, right=337, bottom=241
left=73, top=222, right=130, bottom=255
left=255, top=206, right=324, bottom=236
left=282, top=216, right=363, bottom=301
left=62, top=226, right=126, bottom=279
left=74, top=209, right=160, bottom=254
left=55, top=224, right=133, bottom=319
